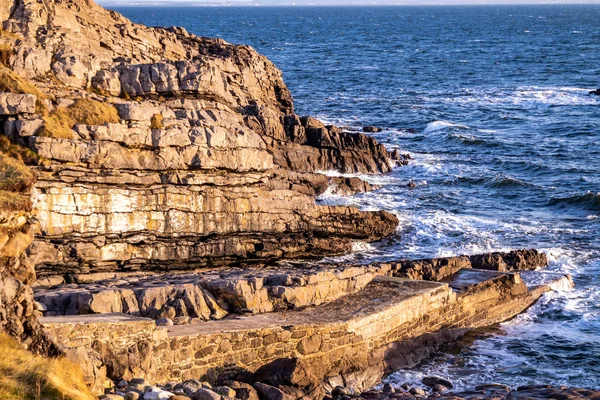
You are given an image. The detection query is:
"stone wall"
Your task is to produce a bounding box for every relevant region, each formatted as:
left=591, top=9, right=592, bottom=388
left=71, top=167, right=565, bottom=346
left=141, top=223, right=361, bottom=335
left=41, top=271, right=570, bottom=396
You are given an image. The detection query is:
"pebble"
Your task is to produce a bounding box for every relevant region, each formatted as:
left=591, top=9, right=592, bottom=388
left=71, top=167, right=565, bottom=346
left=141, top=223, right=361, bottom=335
left=212, top=386, right=236, bottom=397
left=101, top=395, right=125, bottom=400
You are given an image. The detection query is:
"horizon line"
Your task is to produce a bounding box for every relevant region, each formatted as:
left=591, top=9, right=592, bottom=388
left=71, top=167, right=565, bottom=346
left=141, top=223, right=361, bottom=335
left=98, top=1, right=600, bottom=6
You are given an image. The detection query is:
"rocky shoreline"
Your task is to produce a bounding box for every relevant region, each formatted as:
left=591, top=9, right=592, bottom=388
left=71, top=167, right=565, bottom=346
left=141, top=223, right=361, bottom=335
left=0, top=0, right=593, bottom=399
left=99, top=377, right=600, bottom=400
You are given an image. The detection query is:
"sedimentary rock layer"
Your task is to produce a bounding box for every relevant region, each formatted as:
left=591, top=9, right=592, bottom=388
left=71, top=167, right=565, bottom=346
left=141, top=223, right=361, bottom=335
left=0, top=0, right=407, bottom=274
left=33, top=249, right=548, bottom=324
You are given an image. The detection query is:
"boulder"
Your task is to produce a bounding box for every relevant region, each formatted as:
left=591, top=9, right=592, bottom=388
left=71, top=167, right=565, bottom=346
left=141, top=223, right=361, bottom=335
left=192, top=388, right=221, bottom=400
left=252, top=383, right=293, bottom=400
left=143, top=387, right=174, bottom=400
left=223, top=381, right=259, bottom=400
left=422, top=376, right=453, bottom=389
left=589, top=88, right=600, bottom=96
left=0, top=93, right=36, bottom=115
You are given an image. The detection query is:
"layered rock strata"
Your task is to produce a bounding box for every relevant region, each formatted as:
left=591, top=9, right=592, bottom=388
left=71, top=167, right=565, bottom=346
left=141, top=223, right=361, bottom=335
left=0, top=0, right=406, bottom=275
left=33, top=249, right=549, bottom=324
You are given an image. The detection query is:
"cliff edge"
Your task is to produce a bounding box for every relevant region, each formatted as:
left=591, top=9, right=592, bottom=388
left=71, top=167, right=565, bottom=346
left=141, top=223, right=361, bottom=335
left=0, top=0, right=405, bottom=276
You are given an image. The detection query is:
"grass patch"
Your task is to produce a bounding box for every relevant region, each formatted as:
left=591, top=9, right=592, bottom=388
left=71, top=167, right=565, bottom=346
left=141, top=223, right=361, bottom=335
left=150, top=113, right=163, bottom=129
left=0, top=153, right=34, bottom=192
left=0, top=43, right=11, bottom=66
left=0, top=67, right=47, bottom=113
left=0, top=149, right=35, bottom=212
left=0, top=136, right=43, bottom=166
left=39, top=107, right=76, bottom=139
left=0, top=191, right=31, bottom=212
left=0, top=68, right=46, bottom=101
left=0, top=333, right=94, bottom=400
left=39, top=98, right=120, bottom=139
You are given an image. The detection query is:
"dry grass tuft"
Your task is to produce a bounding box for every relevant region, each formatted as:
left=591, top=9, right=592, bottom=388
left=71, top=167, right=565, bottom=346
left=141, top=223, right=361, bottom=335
left=69, top=98, right=120, bottom=126
left=0, top=333, right=94, bottom=400
left=0, top=149, right=35, bottom=212
left=0, top=153, right=34, bottom=192
left=39, top=99, right=120, bottom=139
left=0, top=67, right=47, bottom=113
left=0, top=136, right=43, bottom=166
left=150, top=113, right=164, bottom=129
left=0, top=191, right=31, bottom=212
left=0, top=68, right=46, bottom=101
left=39, top=107, right=76, bottom=139
left=0, top=43, right=12, bottom=66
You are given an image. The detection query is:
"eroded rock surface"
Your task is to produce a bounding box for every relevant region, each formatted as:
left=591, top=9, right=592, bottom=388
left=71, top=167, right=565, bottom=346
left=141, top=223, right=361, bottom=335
left=0, top=0, right=407, bottom=274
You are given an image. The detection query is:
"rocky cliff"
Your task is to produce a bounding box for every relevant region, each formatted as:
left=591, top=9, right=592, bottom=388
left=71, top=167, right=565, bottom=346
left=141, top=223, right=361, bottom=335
left=0, top=0, right=406, bottom=277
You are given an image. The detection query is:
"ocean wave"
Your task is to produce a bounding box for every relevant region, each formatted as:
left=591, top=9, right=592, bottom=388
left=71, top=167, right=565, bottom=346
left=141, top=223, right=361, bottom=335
left=435, top=86, right=598, bottom=107
left=424, top=120, right=469, bottom=133
left=487, top=175, right=536, bottom=189
left=447, top=133, right=492, bottom=146
left=548, top=191, right=600, bottom=211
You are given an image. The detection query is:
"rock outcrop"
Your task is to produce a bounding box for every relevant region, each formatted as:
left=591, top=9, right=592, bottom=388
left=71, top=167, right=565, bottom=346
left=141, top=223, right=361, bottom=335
left=0, top=0, right=406, bottom=275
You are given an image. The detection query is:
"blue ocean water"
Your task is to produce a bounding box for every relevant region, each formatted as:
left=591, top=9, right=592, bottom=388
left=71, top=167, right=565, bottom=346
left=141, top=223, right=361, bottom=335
left=114, top=5, right=600, bottom=390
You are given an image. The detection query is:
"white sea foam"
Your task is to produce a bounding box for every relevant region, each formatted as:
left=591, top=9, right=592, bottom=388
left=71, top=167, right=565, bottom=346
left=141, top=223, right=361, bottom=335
left=424, top=120, right=469, bottom=133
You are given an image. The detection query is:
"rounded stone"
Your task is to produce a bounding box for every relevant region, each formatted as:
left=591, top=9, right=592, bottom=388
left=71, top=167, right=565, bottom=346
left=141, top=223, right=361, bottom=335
left=212, top=386, right=236, bottom=397
left=409, top=387, right=426, bottom=396
left=422, top=376, right=453, bottom=389
left=125, top=393, right=141, bottom=400
left=192, top=388, right=220, bottom=400
left=117, top=380, right=129, bottom=389
left=382, top=383, right=395, bottom=393
left=432, top=384, right=447, bottom=393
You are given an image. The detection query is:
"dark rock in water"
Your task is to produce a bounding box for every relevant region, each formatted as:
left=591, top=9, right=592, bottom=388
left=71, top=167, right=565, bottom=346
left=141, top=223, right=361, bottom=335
left=589, top=88, right=600, bottom=96
left=422, top=376, right=453, bottom=389
left=382, top=383, right=395, bottom=393
left=407, top=181, right=417, bottom=189
left=400, top=383, right=410, bottom=391
left=474, top=383, right=510, bottom=392
left=363, top=126, right=383, bottom=132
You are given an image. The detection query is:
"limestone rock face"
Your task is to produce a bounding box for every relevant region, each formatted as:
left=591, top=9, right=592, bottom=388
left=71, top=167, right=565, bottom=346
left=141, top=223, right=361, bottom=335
left=0, top=0, right=404, bottom=274
left=0, top=211, right=57, bottom=354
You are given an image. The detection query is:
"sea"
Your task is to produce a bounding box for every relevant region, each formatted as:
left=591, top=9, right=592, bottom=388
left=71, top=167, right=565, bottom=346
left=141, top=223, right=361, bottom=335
left=113, top=4, right=600, bottom=391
